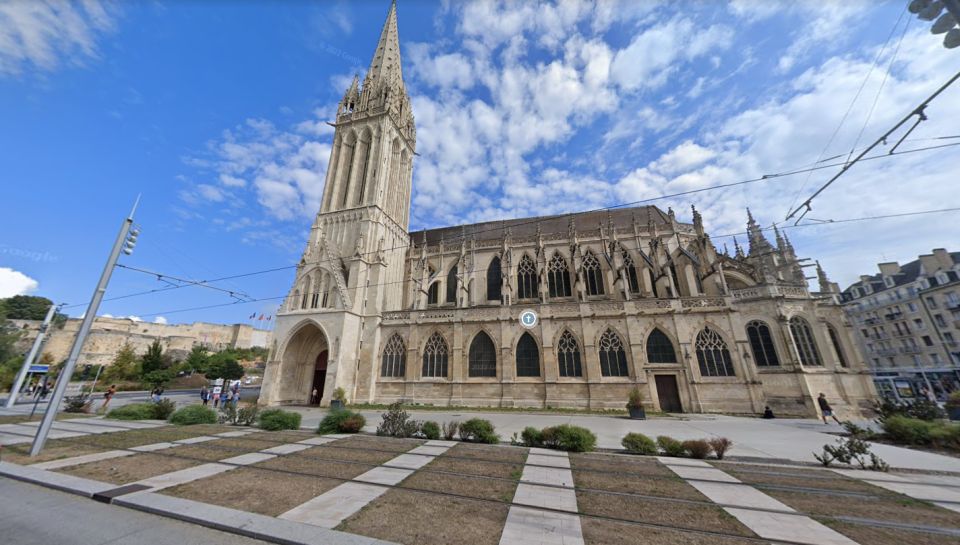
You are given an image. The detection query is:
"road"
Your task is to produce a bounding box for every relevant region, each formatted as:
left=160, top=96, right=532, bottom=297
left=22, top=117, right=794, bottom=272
left=0, top=478, right=268, bottom=545
left=1, top=386, right=262, bottom=411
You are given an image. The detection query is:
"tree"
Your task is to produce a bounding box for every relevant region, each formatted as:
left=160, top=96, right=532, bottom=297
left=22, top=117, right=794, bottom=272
left=103, top=343, right=140, bottom=383
left=204, top=352, right=244, bottom=380
left=140, top=339, right=171, bottom=376
left=184, top=345, right=209, bottom=374
left=0, top=295, right=54, bottom=320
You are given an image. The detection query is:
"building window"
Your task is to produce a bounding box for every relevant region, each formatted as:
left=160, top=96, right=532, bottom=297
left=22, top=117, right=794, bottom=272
left=915, top=318, right=925, bottom=330
left=622, top=250, right=640, bottom=294
left=923, top=335, right=934, bottom=346
left=468, top=331, right=497, bottom=377
left=598, top=329, right=629, bottom=377
left=557, top=330, right=583, bottom=377
left=646, top=328, right=677, bottom=363
left=547, top=253, right=572, bottom=297
left=789, top=317, right=823, bottom=366
left=583, top=251, right=604, bottom=296
left=931, top=353, right=943, bottom=365
left=746, top=320, right=779, bottom=366
left=695, top=327, right=735, bottom=377
left=446, top=265, right=458, bottom=304
left=927, top=296, right=938, bottom=309
left=827, top=325, right=848, bottom=368
left=908, top=302, right=918, bottom=313
left=935, top=314, right=948, bottom=328
left=516, top=333, right=540, bottom=377
left=380, top=334, right=406, bottom=377
left=517, top=255, right=538, bottom=299
left=421, top=332, right=448, bottom=378
left=427, top=282, right=439, bottom=305
left=487, top=256, right=502, bottom=301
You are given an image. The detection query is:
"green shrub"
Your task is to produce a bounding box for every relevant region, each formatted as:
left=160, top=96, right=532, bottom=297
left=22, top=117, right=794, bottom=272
left=153, top=399, right=177, bottom=420
left=622, top=432, right=657, bottom=455
left=656, top=435, right=686, bottom=457
left=259, top=408, right=302, bottom=431
left=521, top=426, right=543, bottom=447
left=540, top=424, right=596, bottom=453
left=169, top=404, right=217, bottom=425
left=929, top=423, right=960, bottom=450
left=317, top=409, right=363, bottom=434
left=107, top=403, right=156, bottom=420
left=458, top=418, right=499, bottom=444
left=682, top=439, right=711, bottom=459
left=236, top=404, right=261, bottom=426
left=377, top=402, right=415, bottom=437
left=883, top=415, right=935, bottom=445
left=708, top=437, right=733, bottom=460
left=421, top=421, right=441, bottom=440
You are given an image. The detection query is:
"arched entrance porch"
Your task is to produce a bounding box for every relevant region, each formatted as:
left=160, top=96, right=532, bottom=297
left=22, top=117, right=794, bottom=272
left=278, top=322, right=330, bottom=405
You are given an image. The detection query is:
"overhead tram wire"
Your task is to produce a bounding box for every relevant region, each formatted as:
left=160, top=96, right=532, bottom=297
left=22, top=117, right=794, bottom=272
left=117, top=206, right=960, bottom=321
left=114, top=264, right=254, bottom=302
left=62, top=138, right=960, bottom=312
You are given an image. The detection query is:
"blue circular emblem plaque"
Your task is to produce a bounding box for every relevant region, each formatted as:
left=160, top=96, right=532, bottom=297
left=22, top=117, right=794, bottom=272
left=519, top=309, right=538, bottom=329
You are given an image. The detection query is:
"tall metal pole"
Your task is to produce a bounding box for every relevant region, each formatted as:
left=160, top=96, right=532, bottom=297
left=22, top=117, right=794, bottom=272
left=30, top=198, right=139, bottom=456
left=5, top=303, right=58, bottom=408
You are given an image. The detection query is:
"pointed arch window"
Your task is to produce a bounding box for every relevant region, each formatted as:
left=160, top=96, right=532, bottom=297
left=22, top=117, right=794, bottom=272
left=422, top=332, right=448, bottom=378
left=517, top=255, right=538, bottom=299
left=487, top=256, right=502, bottom=301
left=622, top=250, right=640, bottom=294
left=548, top=253, right=572, bottom=297
left=696, top=327, right=735, bottom=377
left=557, top=330, right=583, bottom=377
left=427, top=281, right=439, bottom=305
left=598, top=329, right=629, bottom=377
left=583, top=251, right=604, bottom=296
left=746, top=320, right=779, bottom=366
left=827, top=325, right=848, bottom=368
left=381, top=334, right=406, bottom=377
left=516, top=333, right=540, bottom=377
left=468, top=331, right=497, bottom=377
left=789, top=317, right=823, bottom=366
left=446, top=265, right=458, bottom=304
left=646, top=328, right=677, bottom=363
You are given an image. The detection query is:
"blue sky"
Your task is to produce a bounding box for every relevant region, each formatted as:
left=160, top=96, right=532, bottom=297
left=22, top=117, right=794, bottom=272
left=2, top=0, right=959, bottom=326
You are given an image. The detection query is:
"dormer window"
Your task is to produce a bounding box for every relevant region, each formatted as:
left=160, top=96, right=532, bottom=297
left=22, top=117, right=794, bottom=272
left=937, top=272, right=948, bottom=285
left=883, top=277, right=894, bottom=288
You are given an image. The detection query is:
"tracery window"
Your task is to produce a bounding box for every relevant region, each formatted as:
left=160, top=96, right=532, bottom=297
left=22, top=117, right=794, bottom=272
left=381, top=334, right=406, bottom=377
left=646, top=328, right=677, bottom=363
left=487, top=256, right=502, bottom=301
left=746, top=320, right=779, bottom=366
left=422, top=332, right=448, bottom=378
left=446, top=265, right=458, bottom=304
left=517, top=254, right=539, bottom=299
left=789, top=317, right=823, bottom=366
left=583, top=251, right=604, bottom=296
left=827, top=325, right=848, bottom=367
left=427, top=281, right=439, bottom=305
left=598, top=329, right=629, bottom=377
left=548, top=253, right=572, bottom=297
left=557, top=330, right=583, bottom=377
left=696, top=327, right=735, bottom=377
left=468, top=332, right=497, bottom=377
left=516, top=333, right=540, bottom=377
left=622, top=250, right=641, bottom=294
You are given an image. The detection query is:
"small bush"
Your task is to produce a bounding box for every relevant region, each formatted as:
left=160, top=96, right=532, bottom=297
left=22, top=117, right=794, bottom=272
left=883, top=415, right=935, bottom=446
left=626, top=386, right=644, bottom=409
left=421, top=421, right=441, bottom=440
left=169, top=404, right=217, bottom=425
left=540, top=424, right=596, bottom=453
left=683, top=439, right=711, bottom=459
left=317, top=409, right=362, bottom=434
left=656, top=435, right=686, bottom=457
left=107, top=403, right=156, bottom=420
left=458, top=418, right=499, bottom=444
left=340, top=413, right=366, bottom=433
left=64, top=394, right=92, bottom=413
left=708, top=437, right=733, bottom=460
left=622, top=432, right=657, bottom=455
left=521, top=426, right=543, bottom=447
left=153, top=399, right=177, bottom=420
left=442, top=420, right=460, bottom=440
left=236, top=404, right=261, bottom=426
left=257, top=408, right=302, bottom=431
left=377, top=402, right=414, bottom=437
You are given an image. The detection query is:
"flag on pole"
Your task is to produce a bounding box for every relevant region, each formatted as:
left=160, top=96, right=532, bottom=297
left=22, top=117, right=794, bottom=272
left=258, top=314, right=264, bottom=321
left=266, top=315, right=272, bottom=321
left=249, top=313, right=256, bottom=319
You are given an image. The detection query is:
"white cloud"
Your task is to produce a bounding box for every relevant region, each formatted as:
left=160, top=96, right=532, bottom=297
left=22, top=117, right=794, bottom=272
left=0, top=267, right=38, bottom=297
left=0, top=0, right=116, bottom=76
left=153, top=316, right=168, bottom=324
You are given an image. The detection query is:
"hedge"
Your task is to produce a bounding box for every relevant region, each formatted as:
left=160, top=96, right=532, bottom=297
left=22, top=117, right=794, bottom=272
left=259, top=408, right=302, bottom=431
left=169, top=404, right=218, bottom=425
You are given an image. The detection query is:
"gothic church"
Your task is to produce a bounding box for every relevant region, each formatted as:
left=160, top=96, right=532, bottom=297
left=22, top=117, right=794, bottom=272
left=259, top=3, right=876, bottom=417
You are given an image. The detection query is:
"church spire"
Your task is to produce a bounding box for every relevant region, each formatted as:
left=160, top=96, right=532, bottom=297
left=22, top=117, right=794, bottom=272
left=365, top=0, right=404, bottom=93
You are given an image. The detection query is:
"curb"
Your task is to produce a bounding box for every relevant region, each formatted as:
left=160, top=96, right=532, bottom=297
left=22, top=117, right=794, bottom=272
left=0, top=461, right=395, bottom=545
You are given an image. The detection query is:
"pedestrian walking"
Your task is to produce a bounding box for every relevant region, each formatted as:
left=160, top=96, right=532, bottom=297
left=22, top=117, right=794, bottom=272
left=817, top=393, right=841, bottom=425
left=200, top=385, right=209, bottom=406
left=151, top=387, right=160, bottom=403
left=101, top=385, right=117, bottom=411
left=212, top=387, right=221, bottom=408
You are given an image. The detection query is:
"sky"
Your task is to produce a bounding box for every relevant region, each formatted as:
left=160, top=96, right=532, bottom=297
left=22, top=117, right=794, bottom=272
left=1, top=0, right=959, bottom=326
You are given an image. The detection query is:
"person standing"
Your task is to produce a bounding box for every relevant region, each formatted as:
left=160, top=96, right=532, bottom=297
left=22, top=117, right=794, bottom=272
left=817, top=393, right=841, bottom=425
left=200, top=385, right=209, bottom=406
left=101, top=385, right=117, bottom=411
left=212, top=387, right=221, bottom=408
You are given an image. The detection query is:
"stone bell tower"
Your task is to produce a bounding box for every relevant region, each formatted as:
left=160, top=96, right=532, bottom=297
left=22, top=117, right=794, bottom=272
left=260, top=1, right=416, bottom=407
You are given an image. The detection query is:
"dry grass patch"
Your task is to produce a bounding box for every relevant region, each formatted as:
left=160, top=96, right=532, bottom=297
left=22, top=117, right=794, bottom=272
left=339, top=488, right=508, bottom=545
left=582, top=518, right=764, bottom=545
left=333, top=435, right=423, bottom=453
left=165, top=437, right=287, bottom=462
left=571, top=452, right=674, bottom=478
left=577, top=490, right=754, bottom=537
left=573, top=467, right=705, bottom=501
left=56, top=452, right=201, bottom=485
left=253, top=448, right=377, bottom=481
left=252, top=429, right=314, bottom=443
left=768, top=488, right=960, bottom=529
left=823, top=521, right=960, bottom=545
left=162, top=467, right=341, bottom=517
left=723, top=467, right=893, bottom=495
left=300, top=442, right=405, bottom=465
left=446, top=443, right=527, bottom=464
left=433, top=449, right=524, bottom=479
left=0, top=414, right=95, bottom=425
left=46, top=426, right=214, bottom=451
left=402, top=457, right=518, bottom=502
left=1, top=442, right=108, bottom=465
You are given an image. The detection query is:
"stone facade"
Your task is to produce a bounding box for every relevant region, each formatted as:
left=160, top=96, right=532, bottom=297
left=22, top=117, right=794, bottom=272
left=13, top=317, right=271, bottom=367
left=258, top=2, right=876, bottom=418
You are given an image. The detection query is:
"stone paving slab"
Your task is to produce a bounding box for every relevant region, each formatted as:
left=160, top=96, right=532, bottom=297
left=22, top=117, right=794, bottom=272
left=75, top=419, right=162, bottom=430
left=527, top=453, right=571, bottom=468
left=383, top=453, right=435, bottom=470
left=936, top=501, right=960, bottom=514
left=687, top=480, right=796, bottom=512
left=353, top=466, right=413, bottom=486
left=866, top=480, right=960, bottom=503
left=0, top=460, right=114, bottom=498
left=219, top=452, right=277, bottom=466
left=39, top=421, right=120, bottom=434
left=725, top=508, right=858, bottom=545
left=280, top=482, right=389, bottom=529
left=260, top=443, right=312, bottom=455
left=512, top=483, right=578, bottom=513
left=134, top=462, right=235, bottom=492
left=296, top=436, right=340, bottom=446
left=911, top=474, right=960, bottom=487
left=30, top=450, right=135, bottom=470
left=215, top=430, right=255, bottom=438
left=407, top=445, right=448, bottom=456
left=668, top=465, right=742, bottom=483
left=499, top=505, right=584, bottom=545
left=130, top=442, right=177, bottom=452
left=529, top=447, right=568, bottom=457
left=831, top=469, right=908, bottom=482
left=656, top=456, right=712, bottom=467
left=521, top=465, right=575, bottom=488
left=425, top=440, right=458, bottom=447
left=0, top=423, right=84, bottom=440
left=173, top=436, right=217, bottom=445
left=0, top=432, right=30, bottom=445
